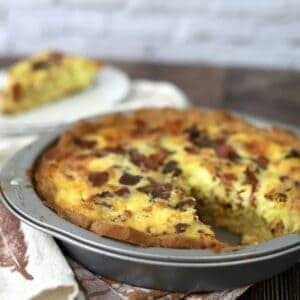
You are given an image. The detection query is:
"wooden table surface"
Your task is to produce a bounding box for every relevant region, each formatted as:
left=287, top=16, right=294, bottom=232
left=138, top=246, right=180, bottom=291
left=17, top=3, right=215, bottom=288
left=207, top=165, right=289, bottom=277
left=1, top=57, right=299, bottom=299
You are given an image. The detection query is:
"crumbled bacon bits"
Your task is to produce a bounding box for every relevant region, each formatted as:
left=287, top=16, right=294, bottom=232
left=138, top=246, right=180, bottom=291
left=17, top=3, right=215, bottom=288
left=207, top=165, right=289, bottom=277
left=215, top=141, right=240, bottom=161
left=137, top=181, right=172, bottom=200
left=184, top=126, right=213, bottom=148
left=255, top=156, right=269, bottom=169
left=184, top=126, right=240, bottom=161
left=223, top=173, right=237, bottom=181
left=162, top=160, right=182, bottom=176
left=184, top=146, right=199, bottom=154
left=88, top=171, right=109, bottom=187
left=119, top=172, right=142, bottom=185
left=129, top=149, right=166, bottom=170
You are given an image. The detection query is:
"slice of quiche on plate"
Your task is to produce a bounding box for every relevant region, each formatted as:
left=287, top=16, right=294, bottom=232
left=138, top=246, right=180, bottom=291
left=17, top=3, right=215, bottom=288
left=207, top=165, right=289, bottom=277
left=0, top=52, right=130, bottom=135
left=0, top=51, right=100, bottom=114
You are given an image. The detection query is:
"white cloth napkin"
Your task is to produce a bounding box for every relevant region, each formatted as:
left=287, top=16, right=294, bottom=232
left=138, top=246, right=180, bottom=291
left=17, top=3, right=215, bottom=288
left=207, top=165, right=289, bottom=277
left=0, top=80, right=189, bottom=300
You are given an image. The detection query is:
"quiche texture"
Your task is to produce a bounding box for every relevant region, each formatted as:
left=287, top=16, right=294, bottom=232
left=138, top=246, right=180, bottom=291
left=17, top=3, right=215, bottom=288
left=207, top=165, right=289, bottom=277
left=1, top=51, right=100, bottom=114
left=34, top=108, right=300, bottom=250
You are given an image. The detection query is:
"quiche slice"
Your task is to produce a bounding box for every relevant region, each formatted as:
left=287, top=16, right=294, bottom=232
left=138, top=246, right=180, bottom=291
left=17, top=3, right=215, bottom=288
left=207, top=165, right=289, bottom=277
left=1, top=51, right=100, bottom=114
left=34, top=108, right=300, bottom=250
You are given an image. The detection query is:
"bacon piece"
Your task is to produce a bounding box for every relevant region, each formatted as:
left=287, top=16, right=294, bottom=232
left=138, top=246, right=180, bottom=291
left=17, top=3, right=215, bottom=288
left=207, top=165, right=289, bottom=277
left=223, top=173, right=237, bottom=181
left=88, top=171, right=109, bottom=187
left=148, top=152, right=167, bottom=168
left=129, top=149, right=166, bottom=170
left=256, top=156, right=269, bottom=169
left=184, top=146, right=199, bottom=154
left=129, top=149, right=146, bottom=167
left=184, top=126, right=213, bottom=148
left=279, top=175, right=289, bottom=182
left=162, top=160, right=181, bottom=176
left=11, top=83, right=22, bottom=102
left=119, top=172, right=142, bottom=186
left=285, top=149, right=300, bottom=159
left=137, top=181, right=172, bottom=200
left=215, top=142, right=239, bottom=161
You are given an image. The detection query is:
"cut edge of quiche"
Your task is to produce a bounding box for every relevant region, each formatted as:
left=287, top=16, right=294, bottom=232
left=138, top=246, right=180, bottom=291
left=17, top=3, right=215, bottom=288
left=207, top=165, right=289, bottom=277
left=33, top=108, right=300, bottom=252
left=1, top=51, right=101, bottom=114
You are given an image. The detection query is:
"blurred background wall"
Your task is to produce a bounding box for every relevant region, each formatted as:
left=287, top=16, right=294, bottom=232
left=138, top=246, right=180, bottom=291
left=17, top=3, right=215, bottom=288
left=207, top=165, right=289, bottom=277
left=0, top=0, right=300, bottom=69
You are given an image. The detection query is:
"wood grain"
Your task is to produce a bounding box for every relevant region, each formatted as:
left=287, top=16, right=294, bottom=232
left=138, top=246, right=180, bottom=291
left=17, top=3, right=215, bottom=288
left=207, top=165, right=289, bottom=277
left=241, top=264, right=300, bottom=300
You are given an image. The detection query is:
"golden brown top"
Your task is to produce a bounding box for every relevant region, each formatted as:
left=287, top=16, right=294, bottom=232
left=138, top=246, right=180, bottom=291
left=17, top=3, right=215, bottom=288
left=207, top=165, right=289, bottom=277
left=34, top=108, right=300, bottom=248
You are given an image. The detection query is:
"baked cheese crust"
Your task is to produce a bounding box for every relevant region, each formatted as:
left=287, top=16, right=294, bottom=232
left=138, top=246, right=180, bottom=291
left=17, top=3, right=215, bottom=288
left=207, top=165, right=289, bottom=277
left=1, top=51, right=100, bottom=114
left=34, top=108, right=300, bottom=250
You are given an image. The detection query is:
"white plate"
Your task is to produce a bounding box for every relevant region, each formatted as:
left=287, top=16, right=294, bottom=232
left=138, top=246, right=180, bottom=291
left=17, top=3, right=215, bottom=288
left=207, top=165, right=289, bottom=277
left=0, top=66, right=130, bottom=135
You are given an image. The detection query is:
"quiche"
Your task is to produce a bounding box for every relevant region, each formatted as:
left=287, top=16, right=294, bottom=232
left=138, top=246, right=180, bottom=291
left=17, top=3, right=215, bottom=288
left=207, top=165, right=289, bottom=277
left=34, top=108, right=300, bottom=250
left=1, top=51, right=100, bottom=114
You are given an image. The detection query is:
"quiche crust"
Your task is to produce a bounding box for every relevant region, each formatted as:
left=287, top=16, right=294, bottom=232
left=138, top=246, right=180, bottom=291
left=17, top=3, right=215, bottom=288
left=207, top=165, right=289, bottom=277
left=34, top=108, right=300, bottom=250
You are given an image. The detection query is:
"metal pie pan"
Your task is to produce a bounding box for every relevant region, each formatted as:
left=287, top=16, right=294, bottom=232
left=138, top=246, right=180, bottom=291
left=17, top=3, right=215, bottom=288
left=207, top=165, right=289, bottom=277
left=0, top=109, right=300, bottom=264
left=0, top=108, right=300, bottom=290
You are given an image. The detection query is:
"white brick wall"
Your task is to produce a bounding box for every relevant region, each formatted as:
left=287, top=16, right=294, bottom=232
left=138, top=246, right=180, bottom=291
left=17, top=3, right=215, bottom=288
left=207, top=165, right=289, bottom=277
left=1, top=0, right=300, bottom=69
